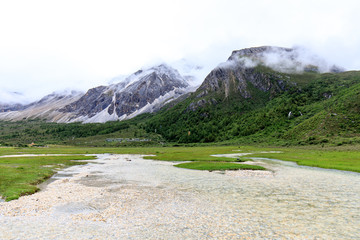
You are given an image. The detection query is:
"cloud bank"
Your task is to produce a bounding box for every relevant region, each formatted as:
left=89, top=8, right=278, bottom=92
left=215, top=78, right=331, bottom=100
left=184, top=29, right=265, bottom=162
left=223, top=46, right=344, bottom=73
left=0, top=0, right=359, bottom=103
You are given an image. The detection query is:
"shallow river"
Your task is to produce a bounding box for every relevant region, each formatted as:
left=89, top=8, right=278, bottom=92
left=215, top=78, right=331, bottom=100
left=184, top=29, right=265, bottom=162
left=0, top=154, right=359, bottom=239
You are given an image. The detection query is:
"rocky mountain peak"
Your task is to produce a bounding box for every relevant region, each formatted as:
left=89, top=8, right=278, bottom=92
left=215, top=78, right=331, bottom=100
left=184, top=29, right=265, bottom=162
left=59, top=64, right=191, bottom=123
left=228, top=46, right=293, bottom=61
left=196, top=46, right=293, bottom=103
left=145, top=64, right=185, bottom=83
left=194, top=45, right=343, bottom=113
left=228, top=46, right=342, bottom=74
left=110, top=64, right=186, bottom=90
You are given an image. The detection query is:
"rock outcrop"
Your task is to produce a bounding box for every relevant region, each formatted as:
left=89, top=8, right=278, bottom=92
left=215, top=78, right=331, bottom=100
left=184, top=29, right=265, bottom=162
left=196, top=46, right=291, bottom=101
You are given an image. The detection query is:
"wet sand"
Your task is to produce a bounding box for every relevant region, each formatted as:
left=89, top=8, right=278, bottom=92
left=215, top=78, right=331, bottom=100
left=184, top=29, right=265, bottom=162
left=0, top=154, right=359, bottom=239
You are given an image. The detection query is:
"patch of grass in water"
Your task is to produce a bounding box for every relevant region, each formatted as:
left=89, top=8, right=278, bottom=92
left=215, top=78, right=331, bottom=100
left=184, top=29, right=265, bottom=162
left=251, top=148, right=360, bottom=173
left=143, top=146, right=247, bottom=162
left=175, top=161, right=266, bottom=171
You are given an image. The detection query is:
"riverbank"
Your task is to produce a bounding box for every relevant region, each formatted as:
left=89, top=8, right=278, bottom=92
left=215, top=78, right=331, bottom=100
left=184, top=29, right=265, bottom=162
left=1, top=154, right=359, bottom=239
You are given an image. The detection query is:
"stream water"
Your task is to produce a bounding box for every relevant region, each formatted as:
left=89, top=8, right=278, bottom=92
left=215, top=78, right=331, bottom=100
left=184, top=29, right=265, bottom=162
left=0, top=154, right=359, bottom=239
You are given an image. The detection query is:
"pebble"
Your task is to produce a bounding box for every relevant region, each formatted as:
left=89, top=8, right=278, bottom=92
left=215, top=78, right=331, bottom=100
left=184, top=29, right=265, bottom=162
left=0, top=154, right=359, bottom=239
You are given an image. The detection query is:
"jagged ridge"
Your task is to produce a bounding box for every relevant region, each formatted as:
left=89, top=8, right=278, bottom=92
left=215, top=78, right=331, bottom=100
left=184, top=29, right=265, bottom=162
left=59, top=64, right=191, bottom=123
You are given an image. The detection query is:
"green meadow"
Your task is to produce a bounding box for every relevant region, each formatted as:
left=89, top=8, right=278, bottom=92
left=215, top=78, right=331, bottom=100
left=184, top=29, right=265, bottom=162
left=0, top=144, right=359, bottom=201
left=250, top=147, right=360, bottom=173
left=0, top=155, right=96, bottom=201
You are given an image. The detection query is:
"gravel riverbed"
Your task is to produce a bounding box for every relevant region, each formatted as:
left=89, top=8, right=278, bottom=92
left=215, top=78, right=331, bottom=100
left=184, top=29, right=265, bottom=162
left=0, top=154, right=359, bottom=239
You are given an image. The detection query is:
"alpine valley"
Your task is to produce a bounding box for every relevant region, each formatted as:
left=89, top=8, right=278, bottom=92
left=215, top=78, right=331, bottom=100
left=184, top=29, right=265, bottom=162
left=1, top=46, right=359, bottom=146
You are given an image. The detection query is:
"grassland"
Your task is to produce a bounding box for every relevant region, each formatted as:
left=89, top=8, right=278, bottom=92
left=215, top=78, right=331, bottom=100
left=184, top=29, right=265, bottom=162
left=142, top=145, right=360, bottom=172
left=1, top=144, right=359, bottom=201
left=1, top=145, right=359, bottom=172
left=250, top=146, right=360, bottom=173
left=0, top=155, right=96, bottom=201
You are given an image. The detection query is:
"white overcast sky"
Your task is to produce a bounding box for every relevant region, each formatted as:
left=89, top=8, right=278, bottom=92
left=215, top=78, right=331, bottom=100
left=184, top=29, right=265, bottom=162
left=1, top=0, right=360, bottom=103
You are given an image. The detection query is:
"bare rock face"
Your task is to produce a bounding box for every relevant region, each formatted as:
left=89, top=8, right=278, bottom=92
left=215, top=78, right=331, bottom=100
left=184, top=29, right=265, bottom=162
left=109, top=70, right=188, bottom=117
left=197, top=46, right=291, bottom=100
left=59, top=64, right=190, bottom=122
left=61, top=86, right=110, bottom=117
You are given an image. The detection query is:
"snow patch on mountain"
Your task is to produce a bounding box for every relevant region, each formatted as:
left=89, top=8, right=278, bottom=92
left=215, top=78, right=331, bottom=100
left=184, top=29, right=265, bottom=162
left=57, top=64, right=193, bottom=123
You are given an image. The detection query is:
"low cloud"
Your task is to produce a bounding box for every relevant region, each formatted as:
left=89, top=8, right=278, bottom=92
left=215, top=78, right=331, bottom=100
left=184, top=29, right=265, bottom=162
left=170, top=59, right=209, bottom=87
left=0, top=90, right=29, bottom=105
left=220, top=46, right=344, bottom=74
left=261, top=46, right=337, bottom=73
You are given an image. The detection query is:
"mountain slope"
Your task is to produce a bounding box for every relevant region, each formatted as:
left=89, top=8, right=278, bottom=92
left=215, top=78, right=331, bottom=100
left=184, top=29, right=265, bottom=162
left=144, top=47, right=360, bottom=144
left=59, top=64, right=191, bottom=123
left=0, top=91, right=83, bottom=122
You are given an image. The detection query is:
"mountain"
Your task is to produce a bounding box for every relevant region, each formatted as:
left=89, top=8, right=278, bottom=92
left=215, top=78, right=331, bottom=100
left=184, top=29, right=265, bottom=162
left=0, top=91, right=83, bottom=122
left=144, top=46, right=360, bottom=144
left=0, top=64, right=192, bottom=123
left=59, top=64, right=191, bottom=123
left=187, top=46, right=340, bottom=111
left=0, top=46, right=359, bottom=147
left=195, top=47, right=292, bottom=102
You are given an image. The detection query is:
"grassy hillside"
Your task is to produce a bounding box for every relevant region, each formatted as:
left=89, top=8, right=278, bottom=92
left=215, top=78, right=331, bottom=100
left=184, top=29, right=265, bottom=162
left=144, top=69, right=360, bottom=145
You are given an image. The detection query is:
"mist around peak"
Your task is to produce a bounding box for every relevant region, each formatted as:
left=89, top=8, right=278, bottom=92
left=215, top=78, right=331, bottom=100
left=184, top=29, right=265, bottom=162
left=0, top=90, right=29, bottom=105
left=219, top=46, right=345, bottom=74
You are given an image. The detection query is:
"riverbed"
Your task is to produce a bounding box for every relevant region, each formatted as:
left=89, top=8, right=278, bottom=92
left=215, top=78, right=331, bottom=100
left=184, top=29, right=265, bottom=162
left=0, top=154, right=359, bottom=239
